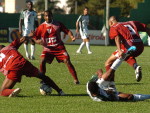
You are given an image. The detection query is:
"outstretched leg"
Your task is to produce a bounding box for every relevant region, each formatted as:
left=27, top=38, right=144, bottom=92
left=64, top=59, right=79, bottom=84
left=0, top=77, right=21, bottom=97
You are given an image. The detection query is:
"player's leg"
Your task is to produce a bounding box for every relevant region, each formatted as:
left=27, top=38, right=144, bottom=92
left=24, top=39, right=30, bottom=59
left=23, top=61, right=64, bottom=95
left=85, top=38, right=92, bottom=54
left=0, top=77, right=21, bottom=97
left=40, top=57, right=47, bottom=74
left=126, top=57, right=142, bottom=82
left=119, top=92, right=150, bottom=101
left=37, top=73, right=64, bottom=95
left=76, top=30, right=85, bottom=53
left=63, top=59, right=80, bottom=84
left=30, top=39, right=35, bottom=60
left=76, top=40, right=85, bottom=53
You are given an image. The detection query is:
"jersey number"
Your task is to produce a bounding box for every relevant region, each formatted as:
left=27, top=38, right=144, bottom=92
left=0, top=53, right=5, bottom=62
left=123, top=25, right=136, bottom=35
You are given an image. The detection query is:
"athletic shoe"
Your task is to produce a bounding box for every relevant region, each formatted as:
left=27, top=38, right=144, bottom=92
left=9, top=88, right=21, bottom=97
left=88, top=51, right=92, bottom=54
left=135, top=66, right=142, bottom=82
left=58, top=90, right=65, bottom=96
left=76, top=50, right=82, bottom=54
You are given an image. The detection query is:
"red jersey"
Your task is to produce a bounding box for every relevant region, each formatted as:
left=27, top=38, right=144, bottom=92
left=33, top=21, right=69, bottom=47
left=0, top=39, right=26, bottom=75
left=109, top=21, right=146, bottom=48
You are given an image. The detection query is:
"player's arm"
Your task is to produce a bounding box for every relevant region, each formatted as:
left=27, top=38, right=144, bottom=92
left=19, top=11, right=24, bottom=35
left=76, top=15, right=81, bottom=33
left=67, top=30, right=76, bottom=41
left=19, top=19, right=23, bottom=35
left=114, top=35, right=123, bottom=57
left=76, top=21, right=79, bottom=33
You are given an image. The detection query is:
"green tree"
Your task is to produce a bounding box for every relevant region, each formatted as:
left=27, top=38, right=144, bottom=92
left=34, top=0, right=65, bottom=14
left=66, top=0, right=144, bottom=16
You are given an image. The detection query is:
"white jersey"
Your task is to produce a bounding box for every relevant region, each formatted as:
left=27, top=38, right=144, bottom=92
left=86, top=81, right=119, bottom=101
left=77, top=15, right=89, bottom=39
left=77, top=15, right=89, bottom=31
left=20, top=9, right=38, bottom=36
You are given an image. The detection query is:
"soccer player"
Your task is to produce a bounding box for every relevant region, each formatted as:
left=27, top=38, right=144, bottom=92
left=76, top=7, right=92, bottom=54
left=87, top=69, right=150, bottom=101
left=105, top=16, right=150, bottom=82
left=30, top=10, right=80, bottom=84
left=0, top=37, right=65, bottom=97
left=19, top=1, right=39, bottom=60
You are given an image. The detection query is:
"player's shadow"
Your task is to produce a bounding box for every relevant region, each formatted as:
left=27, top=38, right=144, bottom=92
left=49, top=94, right=88, bottom=96
left=116, top=83, right=144, bottom=85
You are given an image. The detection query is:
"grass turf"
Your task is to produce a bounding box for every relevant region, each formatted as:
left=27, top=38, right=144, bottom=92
left=0, top=43, right=150, bottom=113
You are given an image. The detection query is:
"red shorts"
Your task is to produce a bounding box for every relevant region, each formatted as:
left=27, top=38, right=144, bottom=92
left=41, top=46, right=70, bottom=64
left=113, top=44, right=144, bottom=60
left=7, top=61, right=39, bottom=82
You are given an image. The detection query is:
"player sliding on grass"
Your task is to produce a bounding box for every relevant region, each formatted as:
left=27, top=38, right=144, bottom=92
left=87, top=68, right=150, bottom=102
left=105, top=16, right=150, bottom=82
left=30, top=10, right=80, bottom=84
left=0, top=37, right=65, bottom=97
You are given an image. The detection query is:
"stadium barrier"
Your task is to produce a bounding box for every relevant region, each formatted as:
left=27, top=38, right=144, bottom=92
left=7, top=28, right=149, bottom=46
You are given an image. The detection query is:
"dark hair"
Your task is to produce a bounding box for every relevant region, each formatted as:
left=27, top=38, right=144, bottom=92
left=44, top=10, right=53, bottom=16
left=0, top=45, right=5, bottom=50
left=26, top=1, right=33, bottom=5
left=88, top=82, right=99, bottom=95
left=84, top=7, right=89, bottom=10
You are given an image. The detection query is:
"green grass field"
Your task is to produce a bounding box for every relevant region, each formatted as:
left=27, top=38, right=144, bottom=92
left=0, top=43, right=150, bottom=113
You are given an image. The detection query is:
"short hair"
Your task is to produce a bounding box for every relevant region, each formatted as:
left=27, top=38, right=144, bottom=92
left=0, top=45, right=5, bottom=50
left=84, top=7, right=89, bottom=10
left=88, top=82, right=99, bottom=95
left=26, top=0, right=33, bottom=5
left=44, top=10, right=53, bottom=16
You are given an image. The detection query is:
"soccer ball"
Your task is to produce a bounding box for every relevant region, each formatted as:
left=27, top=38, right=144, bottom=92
left=40, top=84, right=52, bottom=95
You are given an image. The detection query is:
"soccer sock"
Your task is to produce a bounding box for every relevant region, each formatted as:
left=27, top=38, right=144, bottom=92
left=133, top=94, right=150, bottom=101
left=77, top=42, right=85, bottom=52
left=105, top=65, right=111, bottom=71
left=126, top=57, right=137, bottom=68
left=66, top=63, right=78, bottom=81
left=40, top=63, right=46, bottom=74
left=24, top=43, right=29, bottom=58
left=110, top=58, right=123, bottom=70
left=0, top=89, right=15, bottom=96
left=86, top=42, right=91, bottom=52
left=96, top=78, right=110, bottom=89
left=31, top=44, right=35, bottom=57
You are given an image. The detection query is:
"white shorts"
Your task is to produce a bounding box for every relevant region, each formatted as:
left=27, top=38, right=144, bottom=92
left=23, top=29, right=32, bottom=36
left=79, top=28, right=88, bottom=39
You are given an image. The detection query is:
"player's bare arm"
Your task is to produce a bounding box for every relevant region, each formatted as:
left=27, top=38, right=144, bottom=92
left=115, top=35, right=123, bottom=57
left=68, top=30, right=76, bottom=41
left=19, top=19, right=24, bottom=35
left=76, top=21, right=79, bottom=33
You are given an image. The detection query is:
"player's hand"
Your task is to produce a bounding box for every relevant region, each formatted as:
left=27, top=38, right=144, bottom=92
left=71, top=36, right=76, bottom=41
left=20, top=36, right=26, bottom=43
left=28, top=31, right=35, bottom=37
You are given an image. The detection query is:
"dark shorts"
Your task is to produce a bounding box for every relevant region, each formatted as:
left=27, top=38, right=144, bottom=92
left=7, top=61, right=39, bottom=82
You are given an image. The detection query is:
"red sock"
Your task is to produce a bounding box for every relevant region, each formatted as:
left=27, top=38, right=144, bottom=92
left=126, top=57, right=136, bottom=67
left=40, top=63, right=46, bottom=74
left=105, top=64, right=111, bottom=71
left=67, top=63, right=78, bottom=81
left=0, top=89, right=15, bottom=96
